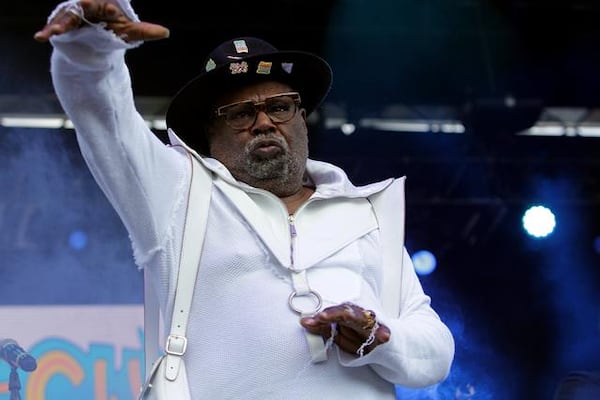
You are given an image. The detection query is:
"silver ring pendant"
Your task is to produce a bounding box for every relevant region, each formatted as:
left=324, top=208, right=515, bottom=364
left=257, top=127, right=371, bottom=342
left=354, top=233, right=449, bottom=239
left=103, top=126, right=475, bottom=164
left=288, top=290, right=323, bottom=315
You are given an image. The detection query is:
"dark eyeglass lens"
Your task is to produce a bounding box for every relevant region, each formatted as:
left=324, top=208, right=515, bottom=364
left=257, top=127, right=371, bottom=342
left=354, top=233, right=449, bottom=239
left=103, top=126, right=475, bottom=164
left=225, top=103, right=256, bottom=127
left=265, top=97, right=295, bottom=121
left=221, top=94, right=298, bottom=129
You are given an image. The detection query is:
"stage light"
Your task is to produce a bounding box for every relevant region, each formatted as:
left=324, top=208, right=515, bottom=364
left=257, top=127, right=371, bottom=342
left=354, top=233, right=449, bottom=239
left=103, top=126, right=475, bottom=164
left=1, top=116, right=64, bottom=128
left=152, top=119, right=167, bottom=130
left=68, top=230, right=88, bottom=251
left=411, top=250, right=437, bottom=275
left=361, top=119, right=430, bottom=132
left=340, top=123, right=356, bottom=135
left=522, top=205, right=556, bottom=238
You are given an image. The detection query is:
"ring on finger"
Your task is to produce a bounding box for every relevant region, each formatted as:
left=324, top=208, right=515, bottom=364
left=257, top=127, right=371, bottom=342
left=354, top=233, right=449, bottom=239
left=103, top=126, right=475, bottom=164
left=361, top=310, right=377, bottom=330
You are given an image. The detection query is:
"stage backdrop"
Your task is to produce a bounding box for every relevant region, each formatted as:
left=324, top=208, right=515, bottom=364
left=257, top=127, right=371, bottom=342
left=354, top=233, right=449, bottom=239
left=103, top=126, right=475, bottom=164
left=0, top=305, right=145, bottom=400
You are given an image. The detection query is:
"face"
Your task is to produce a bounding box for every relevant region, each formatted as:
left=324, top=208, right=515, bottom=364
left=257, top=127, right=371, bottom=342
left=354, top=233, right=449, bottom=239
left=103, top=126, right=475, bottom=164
left=206, top=81, right=309, bottom=197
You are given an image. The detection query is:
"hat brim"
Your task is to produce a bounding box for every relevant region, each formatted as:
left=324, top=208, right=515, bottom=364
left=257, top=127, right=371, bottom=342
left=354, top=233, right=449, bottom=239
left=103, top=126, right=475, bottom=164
left=165, top=50, right=332, bottom=155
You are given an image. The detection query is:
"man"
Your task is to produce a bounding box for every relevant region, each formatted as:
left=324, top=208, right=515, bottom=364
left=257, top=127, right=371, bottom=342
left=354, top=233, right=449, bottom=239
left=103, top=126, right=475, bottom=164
left=35, top=0, right=455, bottom=398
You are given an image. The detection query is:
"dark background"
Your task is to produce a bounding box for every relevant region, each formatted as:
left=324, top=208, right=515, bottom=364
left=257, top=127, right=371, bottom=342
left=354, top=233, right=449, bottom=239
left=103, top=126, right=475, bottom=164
left=1, top=1, right=600, bottom=399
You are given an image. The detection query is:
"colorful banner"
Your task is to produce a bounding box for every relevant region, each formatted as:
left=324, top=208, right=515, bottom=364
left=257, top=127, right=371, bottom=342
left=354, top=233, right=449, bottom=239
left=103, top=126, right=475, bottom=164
left=0, top=305, right=145, bottom=400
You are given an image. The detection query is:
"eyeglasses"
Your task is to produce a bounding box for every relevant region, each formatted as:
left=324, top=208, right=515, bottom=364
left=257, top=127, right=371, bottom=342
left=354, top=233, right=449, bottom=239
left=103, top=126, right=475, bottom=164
left=215, top=92, right=301, bottom=130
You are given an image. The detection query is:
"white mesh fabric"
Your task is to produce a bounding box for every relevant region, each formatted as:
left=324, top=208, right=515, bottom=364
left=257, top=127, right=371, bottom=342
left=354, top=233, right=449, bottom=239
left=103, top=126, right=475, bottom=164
left=152, top=186, right=397, bottom=399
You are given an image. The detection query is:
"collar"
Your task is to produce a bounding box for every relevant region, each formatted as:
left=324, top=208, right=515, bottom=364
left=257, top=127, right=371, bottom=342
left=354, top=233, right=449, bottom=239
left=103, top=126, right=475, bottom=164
left=168, top=128, right=394, bottom=199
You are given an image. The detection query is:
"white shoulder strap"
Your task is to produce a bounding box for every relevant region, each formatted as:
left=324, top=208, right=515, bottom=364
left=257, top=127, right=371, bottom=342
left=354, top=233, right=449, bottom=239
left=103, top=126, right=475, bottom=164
left=143, top=267, right=160, bottom=379
left=144, top=154, right=212, bottom=380
left=368, top=177, right=406, bottom=318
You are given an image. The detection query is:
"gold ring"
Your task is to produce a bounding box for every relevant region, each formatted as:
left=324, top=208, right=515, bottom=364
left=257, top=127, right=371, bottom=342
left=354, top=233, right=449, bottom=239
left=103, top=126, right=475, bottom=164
left=361, top=310, right=376, bottom=330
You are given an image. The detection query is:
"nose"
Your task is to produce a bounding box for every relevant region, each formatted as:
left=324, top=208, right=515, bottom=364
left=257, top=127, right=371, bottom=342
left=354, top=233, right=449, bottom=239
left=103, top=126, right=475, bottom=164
left=251, top=110, right=276, bottom=136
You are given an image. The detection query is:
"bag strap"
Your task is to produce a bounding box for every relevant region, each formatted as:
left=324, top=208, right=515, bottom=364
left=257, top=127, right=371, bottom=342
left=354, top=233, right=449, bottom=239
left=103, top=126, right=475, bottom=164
left=143, top=267, right=160, bottom=379
left=143, top=153, right=212, bottom=380
left=368, top=177, right=406, bottom=318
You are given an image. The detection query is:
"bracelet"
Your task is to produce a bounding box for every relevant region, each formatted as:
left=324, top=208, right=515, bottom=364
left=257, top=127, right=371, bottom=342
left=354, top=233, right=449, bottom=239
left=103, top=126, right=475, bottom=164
left=356, top=321, right=380, bottom=357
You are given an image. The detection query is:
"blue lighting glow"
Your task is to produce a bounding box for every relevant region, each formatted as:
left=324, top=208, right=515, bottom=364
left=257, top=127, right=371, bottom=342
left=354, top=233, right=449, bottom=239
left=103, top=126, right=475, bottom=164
left=412, top=250, right=437, bottom=275
left=68, top=230, right=88, bottom=250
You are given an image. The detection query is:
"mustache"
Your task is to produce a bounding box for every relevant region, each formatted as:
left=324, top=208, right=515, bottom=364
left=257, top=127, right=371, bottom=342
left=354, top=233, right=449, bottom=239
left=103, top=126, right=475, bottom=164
left=246, top=134, right=288, bottom=153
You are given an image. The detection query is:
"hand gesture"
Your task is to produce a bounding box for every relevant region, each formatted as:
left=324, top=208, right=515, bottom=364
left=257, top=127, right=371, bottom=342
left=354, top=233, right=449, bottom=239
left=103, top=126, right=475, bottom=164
left=33, top=0, right=169, bottom=43
left=300, top=302, right=391, bottom=356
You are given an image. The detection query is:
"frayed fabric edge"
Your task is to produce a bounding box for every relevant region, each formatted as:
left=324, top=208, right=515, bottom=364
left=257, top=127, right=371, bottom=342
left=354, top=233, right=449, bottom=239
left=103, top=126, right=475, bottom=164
left=132, top=158, right=189, bottom=271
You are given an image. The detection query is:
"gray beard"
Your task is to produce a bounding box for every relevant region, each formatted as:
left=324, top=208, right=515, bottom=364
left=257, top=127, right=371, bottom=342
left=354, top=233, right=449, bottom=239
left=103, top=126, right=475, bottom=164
left=245, top=151, right=289, bottom=180
left=238, top=134, right=306, bottom=196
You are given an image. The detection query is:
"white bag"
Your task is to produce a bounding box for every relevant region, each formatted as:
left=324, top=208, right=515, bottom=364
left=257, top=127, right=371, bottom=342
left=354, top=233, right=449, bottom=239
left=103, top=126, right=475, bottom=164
left=138, top=355, right=192, bottom=400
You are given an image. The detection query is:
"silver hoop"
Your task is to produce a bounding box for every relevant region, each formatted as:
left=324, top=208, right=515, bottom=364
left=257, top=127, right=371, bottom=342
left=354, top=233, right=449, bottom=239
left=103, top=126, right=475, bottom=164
left=288, top=290, right=323, bottom=315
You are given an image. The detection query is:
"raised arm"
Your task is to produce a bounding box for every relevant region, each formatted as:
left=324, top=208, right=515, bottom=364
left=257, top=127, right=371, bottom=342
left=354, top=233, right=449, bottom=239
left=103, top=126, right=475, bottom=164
left=34, top=0, right=186, bottom=261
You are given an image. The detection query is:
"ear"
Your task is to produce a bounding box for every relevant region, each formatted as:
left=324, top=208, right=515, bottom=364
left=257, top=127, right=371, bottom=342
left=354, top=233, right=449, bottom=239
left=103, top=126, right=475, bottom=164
left=299, top=108, right=308, bottom=135
left=300, top=108, right=307, bottom=120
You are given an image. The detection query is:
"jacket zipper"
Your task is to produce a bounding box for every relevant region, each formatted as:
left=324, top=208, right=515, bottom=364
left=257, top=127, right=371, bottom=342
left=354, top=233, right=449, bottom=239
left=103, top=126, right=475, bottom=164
left=288, top=214, right=297, bottom=271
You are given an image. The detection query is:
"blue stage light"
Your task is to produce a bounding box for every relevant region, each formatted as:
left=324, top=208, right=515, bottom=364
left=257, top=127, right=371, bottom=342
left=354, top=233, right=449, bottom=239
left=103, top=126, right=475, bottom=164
left=412, top=250, right=437, bottom=275
left=522, top=205, right=556, bottom=238
left=68, top=230, right=88, bottom=250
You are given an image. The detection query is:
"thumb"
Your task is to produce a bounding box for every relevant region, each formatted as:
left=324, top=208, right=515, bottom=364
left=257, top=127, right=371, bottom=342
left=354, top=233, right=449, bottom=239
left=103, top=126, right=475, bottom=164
left=120, top=22, right=170, bottom=42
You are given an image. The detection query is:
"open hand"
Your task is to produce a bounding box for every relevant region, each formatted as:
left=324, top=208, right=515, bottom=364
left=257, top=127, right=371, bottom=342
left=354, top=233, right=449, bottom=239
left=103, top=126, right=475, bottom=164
left=300, top=302, right=390, bottom=356
left=33, top=0, right=169, bottom=43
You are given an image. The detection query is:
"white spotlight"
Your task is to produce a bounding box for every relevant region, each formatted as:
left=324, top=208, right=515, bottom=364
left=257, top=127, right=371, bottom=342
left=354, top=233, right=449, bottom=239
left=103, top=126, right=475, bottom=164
left=522, top=205, right=556, bottom=238
left=340, top=123, right=356, bottom=135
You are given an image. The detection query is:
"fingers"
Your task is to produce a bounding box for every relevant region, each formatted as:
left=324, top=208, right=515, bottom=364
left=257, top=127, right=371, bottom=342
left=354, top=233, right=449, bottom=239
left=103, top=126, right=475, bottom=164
left=81, top=0, right=121, bottom=20
left=113, top=22, right=170, bottom=42
left=300, top=317, right=333, bottom=336
left=316, top=303, right=376, bottom=331
left=34, top=4, right=83, bottom=42
left=300, top=303, right=374, bottom=332
left=300, top=302, right=391, bottom=356
left=374, top=323, right=391, bottom=343
left=336, top=323, right=390, bottom=355
left=34, top=0, right=169, bottom=43
left=336, top=325, right=369, bottom=353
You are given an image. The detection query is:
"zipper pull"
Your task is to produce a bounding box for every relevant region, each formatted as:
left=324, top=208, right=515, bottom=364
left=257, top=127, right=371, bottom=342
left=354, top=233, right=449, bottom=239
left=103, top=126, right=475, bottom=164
left=288, top=215, right=297, bottom=237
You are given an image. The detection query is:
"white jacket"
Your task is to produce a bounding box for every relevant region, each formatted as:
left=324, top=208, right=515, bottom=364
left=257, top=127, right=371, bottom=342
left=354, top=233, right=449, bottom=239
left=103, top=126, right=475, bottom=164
left=48, top=1, right=454, bottom=398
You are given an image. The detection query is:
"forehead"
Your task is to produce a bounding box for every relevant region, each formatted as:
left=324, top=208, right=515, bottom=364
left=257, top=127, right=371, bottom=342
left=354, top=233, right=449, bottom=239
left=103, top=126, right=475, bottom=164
left=215, top=81, right=294, bottom=106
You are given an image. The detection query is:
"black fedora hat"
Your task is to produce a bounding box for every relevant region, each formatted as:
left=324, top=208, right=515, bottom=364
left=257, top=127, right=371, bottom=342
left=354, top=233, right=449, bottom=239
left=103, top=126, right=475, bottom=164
left=165, top=37, right=333, bottom=155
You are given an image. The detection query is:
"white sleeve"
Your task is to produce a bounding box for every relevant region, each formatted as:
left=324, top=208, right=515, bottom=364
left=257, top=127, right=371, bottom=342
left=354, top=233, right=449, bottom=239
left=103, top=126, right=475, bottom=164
left=48, top=0, right=188, bottom=264
left=338, top=248, right=455, bottom=388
